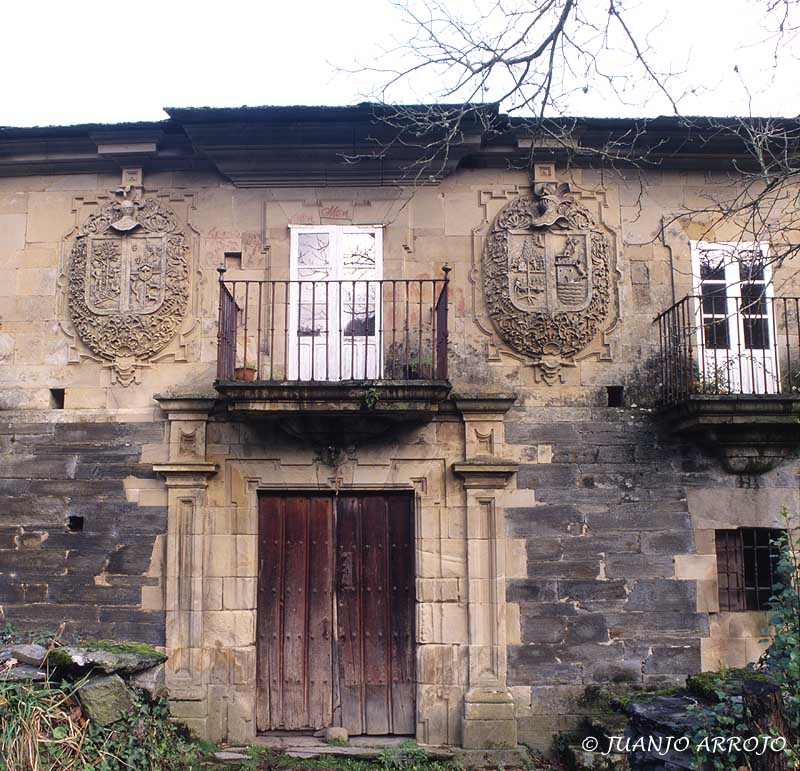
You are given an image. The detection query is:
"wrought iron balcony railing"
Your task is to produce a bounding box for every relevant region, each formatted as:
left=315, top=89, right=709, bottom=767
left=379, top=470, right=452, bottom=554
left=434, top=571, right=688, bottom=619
left=216, top=267, right=450, bottom=383
left=655, top=293, right=800, bottom=405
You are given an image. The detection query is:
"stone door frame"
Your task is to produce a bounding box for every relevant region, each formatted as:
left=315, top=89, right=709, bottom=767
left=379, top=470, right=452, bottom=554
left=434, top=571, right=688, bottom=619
left=155, top=393, right=520, bottom=747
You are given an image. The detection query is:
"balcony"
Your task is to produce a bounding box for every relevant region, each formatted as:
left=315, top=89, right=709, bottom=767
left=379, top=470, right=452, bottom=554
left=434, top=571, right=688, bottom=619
left=214, top=268, right=452, bottom=444
left=655, top=293, right=800, bottom=473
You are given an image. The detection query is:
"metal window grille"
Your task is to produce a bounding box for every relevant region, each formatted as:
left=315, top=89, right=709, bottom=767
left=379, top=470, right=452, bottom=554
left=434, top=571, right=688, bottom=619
left=715, top=528, right=784, bottom=611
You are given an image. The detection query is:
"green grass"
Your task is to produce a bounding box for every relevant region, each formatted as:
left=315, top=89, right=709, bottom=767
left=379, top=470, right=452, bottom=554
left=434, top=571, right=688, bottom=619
left=225, top=746, right=465, bottom=771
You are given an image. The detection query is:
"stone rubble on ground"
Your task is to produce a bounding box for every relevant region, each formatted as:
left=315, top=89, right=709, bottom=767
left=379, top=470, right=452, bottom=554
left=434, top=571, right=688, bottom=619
left=214, top=751, right=250, bottom=762
left=2, top=643, right=48, bottom=666
left=0, top=640, right=168, bottom=729
left=76, top=674, right=136, bottom=726
left=0, top=663, right=47, bottom=681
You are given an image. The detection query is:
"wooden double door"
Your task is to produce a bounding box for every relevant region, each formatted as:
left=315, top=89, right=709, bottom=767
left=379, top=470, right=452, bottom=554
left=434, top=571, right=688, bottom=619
left=256, top=492, right=415, bottom=735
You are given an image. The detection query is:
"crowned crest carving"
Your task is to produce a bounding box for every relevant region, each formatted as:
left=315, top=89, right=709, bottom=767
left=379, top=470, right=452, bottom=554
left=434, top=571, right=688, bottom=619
left=67, top=196, right=190, bottom=385
left=483, top=182, right=611, bottom=376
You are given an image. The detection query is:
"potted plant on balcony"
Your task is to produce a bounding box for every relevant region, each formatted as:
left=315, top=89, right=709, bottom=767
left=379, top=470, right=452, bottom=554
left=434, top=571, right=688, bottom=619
left=385, top=342, right=433, bottom=380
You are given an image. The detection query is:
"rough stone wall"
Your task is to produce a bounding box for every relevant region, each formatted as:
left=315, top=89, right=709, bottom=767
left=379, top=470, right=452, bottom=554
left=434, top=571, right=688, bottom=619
left=501, top=405, right=799, bottom=750
left=0, top=416, right=167, bottom=644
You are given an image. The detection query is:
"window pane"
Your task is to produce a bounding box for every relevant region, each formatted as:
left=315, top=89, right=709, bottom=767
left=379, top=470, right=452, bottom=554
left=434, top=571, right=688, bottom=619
left=700, top=251, right=726, bottom=280
left=742, top=318, right=769, bottom=350
left=298, top=304, right=327, bottom=336
left=703, top=319, right=730, bottom=349
left=701, top=284, right=728, bottom=316
left=341, top=283, right=377, bottom=337
left=341, top=232, right=377, bottom=278
left=342, top=313, right=376, bottom=336
left=739, top=251, right=765, bottom=281
left=741, top=284, right=767, bottom=316
left=298, top=232, right=331, bottom=267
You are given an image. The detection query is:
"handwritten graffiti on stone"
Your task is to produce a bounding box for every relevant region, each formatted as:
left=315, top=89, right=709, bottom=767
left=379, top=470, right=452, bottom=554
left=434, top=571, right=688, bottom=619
left=483, top=182, right=611, bottom=365
left=68, top=197, right=189, bottom=385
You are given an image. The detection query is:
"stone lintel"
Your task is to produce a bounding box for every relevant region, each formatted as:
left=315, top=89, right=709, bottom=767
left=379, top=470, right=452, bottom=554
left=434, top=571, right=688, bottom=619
left=452, top=461, right=518, bottom=489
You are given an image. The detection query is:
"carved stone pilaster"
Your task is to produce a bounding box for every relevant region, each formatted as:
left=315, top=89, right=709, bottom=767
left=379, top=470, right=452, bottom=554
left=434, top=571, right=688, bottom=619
left=153, top=394, right=218, bottom=716
left=452, top=392, right=519, bottom=750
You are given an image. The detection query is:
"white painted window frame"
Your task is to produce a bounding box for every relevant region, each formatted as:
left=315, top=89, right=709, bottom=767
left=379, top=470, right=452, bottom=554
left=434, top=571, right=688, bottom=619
left=689, top=240, right=778, bottom=394
left=288, top=225, right=384, bottom=381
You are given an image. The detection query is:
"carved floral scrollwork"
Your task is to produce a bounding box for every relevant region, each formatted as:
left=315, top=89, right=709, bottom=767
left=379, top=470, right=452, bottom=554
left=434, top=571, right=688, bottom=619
left=67, top=197, right=189, bottom=385
left=483, top=182, right=612, bottom=375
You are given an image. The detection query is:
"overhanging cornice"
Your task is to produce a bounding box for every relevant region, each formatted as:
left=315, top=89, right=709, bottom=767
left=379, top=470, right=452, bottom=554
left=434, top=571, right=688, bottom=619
left=1, top=107, right=798, bottom=180
left=164, top=104, right=490, bottom=187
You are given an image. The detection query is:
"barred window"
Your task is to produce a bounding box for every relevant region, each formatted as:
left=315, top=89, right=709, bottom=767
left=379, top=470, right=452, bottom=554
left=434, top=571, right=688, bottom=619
left=715, top=528, right=784, bottom=611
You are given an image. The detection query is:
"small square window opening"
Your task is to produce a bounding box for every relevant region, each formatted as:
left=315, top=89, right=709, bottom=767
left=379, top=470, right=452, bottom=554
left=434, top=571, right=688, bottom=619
left=606, top=385, right=624, bottom=407
left=715, top=527, right=784, bottom=611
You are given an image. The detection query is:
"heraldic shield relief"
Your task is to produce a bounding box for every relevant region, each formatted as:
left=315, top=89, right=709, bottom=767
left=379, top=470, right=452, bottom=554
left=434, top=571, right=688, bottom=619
left=483, top=182, right=612, bottom=372
left=67, top=196, right=190, bottom=385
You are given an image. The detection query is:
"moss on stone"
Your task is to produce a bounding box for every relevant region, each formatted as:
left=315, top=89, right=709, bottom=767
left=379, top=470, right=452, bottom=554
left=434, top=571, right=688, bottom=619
left=45, top=647, right=75, bottom=667
left=687, top=668, right=769, bottom=701
left=613, top=686, right=684, bottom=709
left=78, top=640, right=164, bottom=658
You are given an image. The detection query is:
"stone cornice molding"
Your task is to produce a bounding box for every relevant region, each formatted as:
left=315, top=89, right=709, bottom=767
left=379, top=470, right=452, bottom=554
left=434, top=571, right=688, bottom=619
left=451, top=391, right=518, bottom=416
left=452, top=460, right=518, bottom=489
left=154, top=394, right=218, bottom=421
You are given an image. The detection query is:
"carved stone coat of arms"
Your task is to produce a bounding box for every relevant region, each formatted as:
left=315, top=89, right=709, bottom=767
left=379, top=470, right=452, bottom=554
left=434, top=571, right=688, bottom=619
left=483, top=182, right=612, bottom=376
left=67, top=197, right=190, bottom=384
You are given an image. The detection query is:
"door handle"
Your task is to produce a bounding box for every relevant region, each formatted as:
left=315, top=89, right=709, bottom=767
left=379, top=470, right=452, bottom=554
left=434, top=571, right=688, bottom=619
left=322, top=618, right=330, bottom=640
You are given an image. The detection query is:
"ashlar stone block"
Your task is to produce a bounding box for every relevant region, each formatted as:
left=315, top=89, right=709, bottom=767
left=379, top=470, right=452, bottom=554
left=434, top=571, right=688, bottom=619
left=202, top=610, right=255, bottom=648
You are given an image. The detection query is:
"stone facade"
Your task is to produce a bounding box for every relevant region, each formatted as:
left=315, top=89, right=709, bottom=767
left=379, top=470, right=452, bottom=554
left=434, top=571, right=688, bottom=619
left=1, top=108, right=798, bottom=751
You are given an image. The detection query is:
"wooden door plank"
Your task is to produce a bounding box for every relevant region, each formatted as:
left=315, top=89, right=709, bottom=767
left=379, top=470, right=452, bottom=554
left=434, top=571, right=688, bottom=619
left=388, top=494, right=416, bottom=735
left=257, top=494, right=285, bottom=732
left=362, top=495, right=391, bottom=734
left=282, top=497, right=310, bottom=728
left=335, top=495, right=364, bottom=734
left=307, top=496, right=334, bottom=728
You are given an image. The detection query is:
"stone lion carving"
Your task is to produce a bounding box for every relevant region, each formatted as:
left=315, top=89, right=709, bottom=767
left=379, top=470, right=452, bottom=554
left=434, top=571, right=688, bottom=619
left=67, top=196, right=190, bottom=385
left=483, top=182, right=611, bottom=379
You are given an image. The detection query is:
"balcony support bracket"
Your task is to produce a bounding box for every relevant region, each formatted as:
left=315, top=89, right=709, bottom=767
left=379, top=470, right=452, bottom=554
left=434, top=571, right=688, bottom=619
left=214, top=379, right=452, bottom=448
left=660, top=395, right=800, bottom=474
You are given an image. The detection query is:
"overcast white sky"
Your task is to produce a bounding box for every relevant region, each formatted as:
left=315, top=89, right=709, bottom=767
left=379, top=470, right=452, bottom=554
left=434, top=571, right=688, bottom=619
left=2, top=0, right=798, bottom=127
